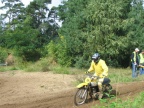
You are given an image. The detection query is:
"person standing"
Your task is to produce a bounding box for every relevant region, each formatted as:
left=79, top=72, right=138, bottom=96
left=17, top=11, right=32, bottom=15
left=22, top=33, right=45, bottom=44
left=131, top=48, right=139, bottom=78
left=138, top=50, right=144, bottom=75
left=86, top=53, right=108, bottom=99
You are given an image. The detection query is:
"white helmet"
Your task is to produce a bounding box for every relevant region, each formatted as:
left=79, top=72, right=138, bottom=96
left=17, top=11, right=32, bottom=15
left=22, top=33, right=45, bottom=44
left=92, top=53, right=100, bottom=63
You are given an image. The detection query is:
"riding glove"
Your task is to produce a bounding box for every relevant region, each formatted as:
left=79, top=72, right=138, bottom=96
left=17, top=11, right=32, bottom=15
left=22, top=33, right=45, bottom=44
left=100, top=74, right=105, bottom=78
left=85, top=71, right=89, bottom=74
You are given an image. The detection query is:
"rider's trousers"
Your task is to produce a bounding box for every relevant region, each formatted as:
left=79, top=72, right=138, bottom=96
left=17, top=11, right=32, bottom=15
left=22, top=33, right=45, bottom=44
left=98, top=78, right=104, bottom=92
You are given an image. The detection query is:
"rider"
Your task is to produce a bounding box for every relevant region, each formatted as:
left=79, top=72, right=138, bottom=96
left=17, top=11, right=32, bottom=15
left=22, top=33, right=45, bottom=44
left=86, top=53, right=108, bottom=99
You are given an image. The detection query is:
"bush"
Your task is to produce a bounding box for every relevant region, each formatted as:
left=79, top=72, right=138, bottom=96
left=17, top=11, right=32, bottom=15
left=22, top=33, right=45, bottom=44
left=24, top=57, right=53, bottom=72
left=0, top=47, right=8, bottom=63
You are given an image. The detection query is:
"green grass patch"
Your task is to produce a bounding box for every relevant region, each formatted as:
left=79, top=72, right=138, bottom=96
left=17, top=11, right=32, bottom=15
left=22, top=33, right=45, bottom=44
left=0, top=66, right=19, bottom=72
left=92, top=92, right=144, bottom=108
left=109, top=67, right=144, bottom=83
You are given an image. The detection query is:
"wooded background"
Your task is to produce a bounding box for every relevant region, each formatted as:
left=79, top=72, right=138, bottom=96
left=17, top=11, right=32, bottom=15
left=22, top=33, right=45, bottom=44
left=0, top=0, right=144, bottom=68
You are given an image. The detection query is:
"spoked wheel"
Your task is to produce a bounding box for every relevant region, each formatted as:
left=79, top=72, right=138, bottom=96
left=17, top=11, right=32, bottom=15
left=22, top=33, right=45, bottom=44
left=104, top=84, right=113, bottom=97
left=105, top=84, right=112, bottom=92
left=74, top=88, right=88, bottom=106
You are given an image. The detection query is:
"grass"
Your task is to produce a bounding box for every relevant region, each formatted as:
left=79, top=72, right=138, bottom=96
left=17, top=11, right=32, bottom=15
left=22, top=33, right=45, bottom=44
left=0, top=65, right=20, bottom=72
left=108, top=67, right=144, bottom=83
left=93, top=92, right=144, bottom=108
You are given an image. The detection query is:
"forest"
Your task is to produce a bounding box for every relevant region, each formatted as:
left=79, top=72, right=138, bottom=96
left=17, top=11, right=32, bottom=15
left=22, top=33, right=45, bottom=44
left=0, top=0, right=144, bottom=68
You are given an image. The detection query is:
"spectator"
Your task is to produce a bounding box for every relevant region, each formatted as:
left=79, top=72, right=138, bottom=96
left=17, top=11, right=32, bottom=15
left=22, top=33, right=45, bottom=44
left=138, top=50, right=144, bottom=75
left=130, top=48, right=139, bottom=78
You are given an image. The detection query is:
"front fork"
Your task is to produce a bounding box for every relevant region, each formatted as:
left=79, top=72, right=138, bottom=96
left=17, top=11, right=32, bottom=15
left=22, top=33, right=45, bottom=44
left=81, top=89, right=88, bottom=98
left=78, top=86, right=89, bottom=99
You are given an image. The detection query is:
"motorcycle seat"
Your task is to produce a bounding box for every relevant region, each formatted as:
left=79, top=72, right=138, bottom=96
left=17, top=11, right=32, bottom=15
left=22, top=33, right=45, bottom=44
left=102, top=78, right=110, bottom=85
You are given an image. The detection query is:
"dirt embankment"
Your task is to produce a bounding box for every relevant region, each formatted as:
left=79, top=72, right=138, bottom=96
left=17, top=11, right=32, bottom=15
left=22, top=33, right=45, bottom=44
left=0, top=71, right=144, bottom=108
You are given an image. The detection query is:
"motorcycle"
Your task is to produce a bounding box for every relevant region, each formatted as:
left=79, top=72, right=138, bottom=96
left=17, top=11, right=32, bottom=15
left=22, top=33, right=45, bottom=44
left=74, top=73, right=112, bottom=106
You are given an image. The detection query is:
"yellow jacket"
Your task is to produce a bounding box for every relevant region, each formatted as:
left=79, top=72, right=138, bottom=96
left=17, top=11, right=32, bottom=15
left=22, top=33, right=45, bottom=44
left=139, top=53, right=144, bottom=64
left=88, top=59, right=108, bottom=77
left=131, top=51, right=136, bottom=62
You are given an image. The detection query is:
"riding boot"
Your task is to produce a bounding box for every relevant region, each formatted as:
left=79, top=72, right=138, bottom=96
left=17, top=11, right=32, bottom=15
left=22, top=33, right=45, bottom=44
left=98, top=88, right=103, bottom=99
left=98, top=78, right=104, bottom=100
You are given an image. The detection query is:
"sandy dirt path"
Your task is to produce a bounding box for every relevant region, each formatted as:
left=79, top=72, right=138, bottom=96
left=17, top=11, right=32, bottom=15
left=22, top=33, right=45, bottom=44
left=0, top=71, right=144, bottom=108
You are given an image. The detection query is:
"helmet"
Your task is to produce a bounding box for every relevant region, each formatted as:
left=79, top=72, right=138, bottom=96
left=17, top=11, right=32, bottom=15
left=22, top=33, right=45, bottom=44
left=92, top=53, right=100, bottom=63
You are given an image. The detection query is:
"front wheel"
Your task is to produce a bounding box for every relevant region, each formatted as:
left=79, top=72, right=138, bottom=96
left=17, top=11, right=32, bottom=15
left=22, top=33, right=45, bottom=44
left=74, top=88, right=88, bottom=106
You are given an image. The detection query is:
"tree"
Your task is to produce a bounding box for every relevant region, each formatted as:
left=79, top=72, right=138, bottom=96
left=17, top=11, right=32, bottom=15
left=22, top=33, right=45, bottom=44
left=56, top=0, right=133, bottom=67
left=0, top=0, right=60, bottom=61
left=128, top=0, right=144, bottom=49
left=0, top=0, right=25, bottom=29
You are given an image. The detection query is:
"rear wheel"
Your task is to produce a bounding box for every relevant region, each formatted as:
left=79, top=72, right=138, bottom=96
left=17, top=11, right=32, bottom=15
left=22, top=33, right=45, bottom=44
left=104, top=84, right=112, bottom=97
left=74, top=88, right=88, bottom=106
left=105, top=84, right=112, bottom=92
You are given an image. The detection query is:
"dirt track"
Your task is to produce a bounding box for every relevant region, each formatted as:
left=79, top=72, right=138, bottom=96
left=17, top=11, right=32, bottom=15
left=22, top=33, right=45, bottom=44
left=0, top=71, right=144, bottom=108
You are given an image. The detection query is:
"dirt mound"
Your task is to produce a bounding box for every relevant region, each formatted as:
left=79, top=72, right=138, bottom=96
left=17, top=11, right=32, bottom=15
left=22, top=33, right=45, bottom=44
left=5, top=53, right=14, bottom=66
left=0, top=71, right=144, bottom=108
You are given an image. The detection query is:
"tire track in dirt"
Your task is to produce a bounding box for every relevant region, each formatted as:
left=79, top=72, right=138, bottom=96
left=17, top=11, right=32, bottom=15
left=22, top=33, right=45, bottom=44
left=1, top=82, right=144, bottom=108
left=0, top=71, right=144, bottom=108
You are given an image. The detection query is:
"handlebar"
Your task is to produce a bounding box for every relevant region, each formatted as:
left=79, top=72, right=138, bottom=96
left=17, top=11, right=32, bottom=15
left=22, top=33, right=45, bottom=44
left=85, top=73, right=100, bottom=80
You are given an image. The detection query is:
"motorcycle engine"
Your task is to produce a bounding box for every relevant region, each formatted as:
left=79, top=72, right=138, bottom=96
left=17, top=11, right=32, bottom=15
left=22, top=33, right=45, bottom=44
left=90, top=82, right=97, bottom=86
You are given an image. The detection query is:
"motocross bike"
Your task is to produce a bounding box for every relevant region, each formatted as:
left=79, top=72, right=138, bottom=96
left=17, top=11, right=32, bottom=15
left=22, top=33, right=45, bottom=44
left=74, top=73, right=112, bottom=106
